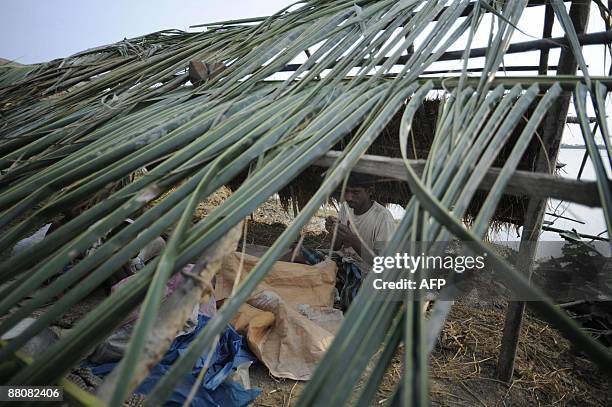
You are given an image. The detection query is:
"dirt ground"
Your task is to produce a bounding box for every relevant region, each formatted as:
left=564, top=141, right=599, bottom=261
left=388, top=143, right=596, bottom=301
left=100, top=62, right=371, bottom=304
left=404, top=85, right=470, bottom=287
left=428, top=302, right=611, bottom=406
left=247, top=297, right=612, bottom=406
left=5, top=189, right=610, bottom=406
left=228, top=195, right=611, bottom=407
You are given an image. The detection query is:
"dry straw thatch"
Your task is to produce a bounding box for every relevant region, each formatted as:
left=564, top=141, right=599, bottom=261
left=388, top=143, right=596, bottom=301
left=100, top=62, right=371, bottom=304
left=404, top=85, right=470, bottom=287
left=0, top=1, right=611, bottom=406
left=274, top=98, right=547, bottom=226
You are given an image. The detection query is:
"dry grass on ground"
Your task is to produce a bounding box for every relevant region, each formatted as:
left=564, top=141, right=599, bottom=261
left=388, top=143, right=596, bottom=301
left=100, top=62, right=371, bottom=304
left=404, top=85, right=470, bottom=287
left=246, top=298, right=611, bottom=407
left=429, top=303, right=610, bottom=406
left=220, top=197, right=611, bottom=406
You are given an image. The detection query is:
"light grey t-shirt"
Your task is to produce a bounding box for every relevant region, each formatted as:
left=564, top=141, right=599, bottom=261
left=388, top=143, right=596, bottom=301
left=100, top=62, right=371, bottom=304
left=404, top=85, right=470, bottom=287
left=338, top=201, right=396, bottom=258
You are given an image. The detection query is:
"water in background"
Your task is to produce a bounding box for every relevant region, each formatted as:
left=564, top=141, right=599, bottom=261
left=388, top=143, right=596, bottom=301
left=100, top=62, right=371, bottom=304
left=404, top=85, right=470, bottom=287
left=388, top=148, right=609, bottom=242
left=511, top=147, right=608, bottom=242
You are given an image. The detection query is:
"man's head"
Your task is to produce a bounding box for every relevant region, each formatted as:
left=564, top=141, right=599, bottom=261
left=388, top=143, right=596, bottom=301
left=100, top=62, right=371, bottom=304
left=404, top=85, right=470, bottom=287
left=344, top=173, right=374, bottom=214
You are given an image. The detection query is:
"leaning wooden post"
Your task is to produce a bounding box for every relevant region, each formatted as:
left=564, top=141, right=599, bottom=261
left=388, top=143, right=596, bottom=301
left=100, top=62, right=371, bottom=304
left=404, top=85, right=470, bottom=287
left=496, top=0, right=591, bottom=382
left=97, top=222, right=243, bottom=402
left=537, top=3, right=555, bottom=76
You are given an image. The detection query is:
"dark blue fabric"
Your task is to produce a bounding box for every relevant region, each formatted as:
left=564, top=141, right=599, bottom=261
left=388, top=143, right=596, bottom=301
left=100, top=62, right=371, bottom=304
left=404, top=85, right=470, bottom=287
left=301, top=247, right=363, bottom=309
left=88, top=315, right=260, bottom=407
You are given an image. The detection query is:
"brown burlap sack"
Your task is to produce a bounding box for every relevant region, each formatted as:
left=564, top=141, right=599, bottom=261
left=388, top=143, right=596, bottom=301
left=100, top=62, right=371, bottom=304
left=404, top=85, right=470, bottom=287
left=216, top=253, right=342, bottom=380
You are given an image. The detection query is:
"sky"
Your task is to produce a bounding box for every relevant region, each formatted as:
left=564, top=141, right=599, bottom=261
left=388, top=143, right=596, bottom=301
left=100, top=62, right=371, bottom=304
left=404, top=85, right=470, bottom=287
left=1, top=0, right=608, bottom=70
left=0, top=0, right=294, bottom=64
left=1, top=1, right=609, bottom=238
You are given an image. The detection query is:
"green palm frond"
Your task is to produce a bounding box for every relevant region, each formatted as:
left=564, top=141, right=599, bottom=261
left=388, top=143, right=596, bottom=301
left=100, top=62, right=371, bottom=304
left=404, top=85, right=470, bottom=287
left=0, top=0, right=610, bottom=406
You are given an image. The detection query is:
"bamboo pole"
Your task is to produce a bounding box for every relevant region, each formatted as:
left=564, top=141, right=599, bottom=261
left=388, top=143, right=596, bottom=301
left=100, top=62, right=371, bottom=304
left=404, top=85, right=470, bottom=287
left=496, top=0, right=591, bottom=383
left=313, top=151, right=608, bottom=208
left=280, top=29, right=612, bottom=73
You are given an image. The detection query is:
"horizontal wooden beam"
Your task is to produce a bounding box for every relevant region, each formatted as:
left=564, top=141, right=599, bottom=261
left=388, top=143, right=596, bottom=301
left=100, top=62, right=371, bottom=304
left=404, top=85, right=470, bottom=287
left=566, top=116, right=596, bottom=123
left=436, top=30, right=612, bottom=62
left=263, top=75, right=612, bottom=91
left=281, top=30, right=612, bottom=73
left=313, top=151, right=606, bottom=208
left=417, top=65, right=559, bottom=76
left=421, top=75, right=612, bottom=90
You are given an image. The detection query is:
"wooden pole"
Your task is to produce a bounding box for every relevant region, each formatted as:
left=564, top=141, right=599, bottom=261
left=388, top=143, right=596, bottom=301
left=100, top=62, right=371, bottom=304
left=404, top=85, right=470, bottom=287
left=313, top=152, right=609, bottom=208
left=97, top=222, right=243, bottom=402
left=537, top=4, right=555, bottom=75
left=280, top=29, right=612, bottom=73
left=496, top=0, right=591, bottom=382
left=419, top=65, right=559, bottom=75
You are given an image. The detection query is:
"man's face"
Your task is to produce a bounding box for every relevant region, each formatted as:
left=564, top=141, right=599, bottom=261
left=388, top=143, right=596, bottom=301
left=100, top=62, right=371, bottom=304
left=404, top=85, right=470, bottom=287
left=344, top=186, right=370, bottom=209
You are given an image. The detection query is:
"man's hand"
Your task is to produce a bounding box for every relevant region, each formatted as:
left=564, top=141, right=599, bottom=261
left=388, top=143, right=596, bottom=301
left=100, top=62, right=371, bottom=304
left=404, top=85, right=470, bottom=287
left=326, top=217, right=361, bottom=253
left=335, top=223, right=361, bottom=253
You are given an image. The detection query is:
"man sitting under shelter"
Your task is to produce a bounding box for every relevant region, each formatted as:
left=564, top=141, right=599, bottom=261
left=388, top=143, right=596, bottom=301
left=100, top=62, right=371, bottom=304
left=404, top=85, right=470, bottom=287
left=331, top=172, right=397, bottom=267
left=310, top=173, right=397, bottom=309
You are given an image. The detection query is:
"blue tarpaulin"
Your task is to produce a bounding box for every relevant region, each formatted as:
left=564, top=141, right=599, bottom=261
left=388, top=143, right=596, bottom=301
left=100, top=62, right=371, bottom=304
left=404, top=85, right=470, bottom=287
left=88, top=315, right=260, bottom=407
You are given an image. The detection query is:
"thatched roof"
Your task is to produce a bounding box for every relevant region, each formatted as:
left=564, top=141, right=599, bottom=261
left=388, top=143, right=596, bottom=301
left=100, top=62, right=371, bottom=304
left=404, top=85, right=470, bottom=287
left=0, top=1, right=611, bottom=405
left=263, top=98, right=544, bottom=226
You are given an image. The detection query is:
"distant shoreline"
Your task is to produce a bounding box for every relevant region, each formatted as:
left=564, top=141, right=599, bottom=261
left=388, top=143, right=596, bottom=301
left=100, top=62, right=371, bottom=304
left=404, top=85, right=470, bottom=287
left=560, top=145, right=606, bottom=150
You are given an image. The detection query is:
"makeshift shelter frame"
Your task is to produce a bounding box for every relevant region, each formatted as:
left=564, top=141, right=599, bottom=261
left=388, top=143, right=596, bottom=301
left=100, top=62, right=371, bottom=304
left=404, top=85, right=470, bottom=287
left=0, top=0, right=612, bottom=404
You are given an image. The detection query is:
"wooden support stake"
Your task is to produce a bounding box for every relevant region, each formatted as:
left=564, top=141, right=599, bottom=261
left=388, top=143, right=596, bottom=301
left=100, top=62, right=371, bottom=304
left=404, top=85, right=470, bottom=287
left=97, top=222, right=243, bottom=401
left=496, top=0, right=591, bottom=383
left=313, top=152, right=608, bottom=209
left=537, top=4, right=555, bottom=75
left=280, top=29, right=612, bottom=73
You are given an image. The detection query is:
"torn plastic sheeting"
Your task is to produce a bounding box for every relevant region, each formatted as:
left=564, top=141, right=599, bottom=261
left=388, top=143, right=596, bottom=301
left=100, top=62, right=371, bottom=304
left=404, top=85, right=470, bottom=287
left=88, top=315, right=260, bottom=407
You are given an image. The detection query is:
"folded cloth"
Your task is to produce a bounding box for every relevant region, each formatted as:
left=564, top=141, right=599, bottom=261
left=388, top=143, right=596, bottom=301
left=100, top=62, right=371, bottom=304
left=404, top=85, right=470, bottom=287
left=89, top=267, right=200, bottom=364
left=87, top=315, right=259, bottom=407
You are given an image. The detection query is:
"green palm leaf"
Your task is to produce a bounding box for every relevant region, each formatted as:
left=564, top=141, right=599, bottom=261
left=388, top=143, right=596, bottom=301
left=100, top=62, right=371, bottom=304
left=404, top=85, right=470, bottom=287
left=0, top=1, right=610, bottom=406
